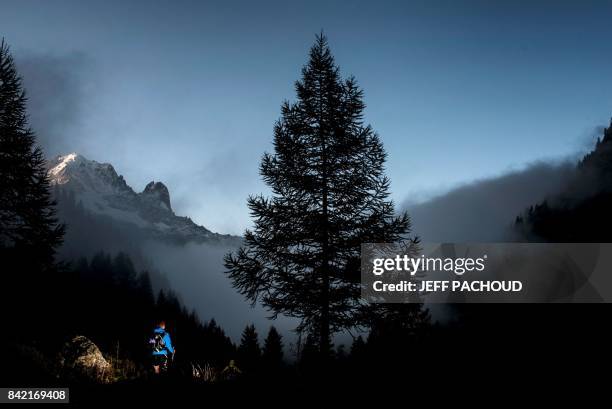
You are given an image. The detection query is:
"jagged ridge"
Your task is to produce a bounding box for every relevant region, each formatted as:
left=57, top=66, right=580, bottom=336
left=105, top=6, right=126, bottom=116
left=47, top=153, right=236, bottom=244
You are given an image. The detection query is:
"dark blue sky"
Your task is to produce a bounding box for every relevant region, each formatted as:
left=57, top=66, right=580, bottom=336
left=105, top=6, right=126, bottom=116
left=2, top=0, right=612, bottom=234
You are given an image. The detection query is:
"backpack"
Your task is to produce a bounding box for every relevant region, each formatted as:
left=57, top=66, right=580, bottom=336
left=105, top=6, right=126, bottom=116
left=150, top=330, right=166, bottom=353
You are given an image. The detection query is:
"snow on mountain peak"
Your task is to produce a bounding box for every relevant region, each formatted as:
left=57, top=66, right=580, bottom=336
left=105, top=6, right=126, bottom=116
left=47, top=152, right=227, bottom=243
left=47, top=152, right=81, bottom=183
left=47, top=153, right=130, bottom=195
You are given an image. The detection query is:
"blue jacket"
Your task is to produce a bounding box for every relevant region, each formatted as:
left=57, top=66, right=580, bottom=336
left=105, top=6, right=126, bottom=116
left=152, top=327, right=174, bottom=355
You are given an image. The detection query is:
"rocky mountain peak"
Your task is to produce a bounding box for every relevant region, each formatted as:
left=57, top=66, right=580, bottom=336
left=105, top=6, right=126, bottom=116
left=47, top=153, right=131, bottom=194
left=142, top=181, right=172, bottom=211
left=46, top=152, right=235, bottom=244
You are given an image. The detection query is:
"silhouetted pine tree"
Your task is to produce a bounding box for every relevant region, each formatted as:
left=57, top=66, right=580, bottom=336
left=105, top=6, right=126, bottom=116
left=298, top=333, right=320, bottom=375
left=224, top=34, right=414, bottom=360
left=0, top=39, right=65, bottom=343
left=203, top=319, right=235, bottom=366
left=262, top=326, right=284, bottom=370
left=136, top=271, right=155, bottom=307
left=349, top=336, right=366, bottom=359
left=0, top=38, right=64, bottom=271
left=238, top=324, right=261, bottom=373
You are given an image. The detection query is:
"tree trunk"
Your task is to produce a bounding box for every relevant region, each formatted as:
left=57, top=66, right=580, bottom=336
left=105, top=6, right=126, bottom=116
left=317, top=64, right=331, bottom=362
left=320, top=132, right=331, bottom=361
left=320, top=261, right=330, bottom=360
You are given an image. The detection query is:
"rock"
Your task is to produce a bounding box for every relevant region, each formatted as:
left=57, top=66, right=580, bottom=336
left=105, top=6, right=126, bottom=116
left=60, top=336, right=112, bottom=383
left=142, top=181, right=172, bottom=211
left=46, top=153, right=239, bottom=244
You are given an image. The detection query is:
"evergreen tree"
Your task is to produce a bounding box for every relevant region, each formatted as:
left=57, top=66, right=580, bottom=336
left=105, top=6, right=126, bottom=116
left=298, top=333, right=320, bottom=374
left=262, top=326, right=284, bottom=370
left=349, top=335, right=366, bottom=359
left=113, top=252, right=137, bottom=288
left=225, top=34, right=414, bottom=358
left=238, top=324, right=261, bottom=373
left=136, top=271, right=155, bottom=307
left=0, top=39, right=64, bottom=271
left=203, top=319, right=235, bottom=366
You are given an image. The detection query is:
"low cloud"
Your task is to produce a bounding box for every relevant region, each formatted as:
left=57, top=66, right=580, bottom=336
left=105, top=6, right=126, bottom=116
left=16, top=51, right=95, bottom=158
left=403, top=160, right=577, bottom=242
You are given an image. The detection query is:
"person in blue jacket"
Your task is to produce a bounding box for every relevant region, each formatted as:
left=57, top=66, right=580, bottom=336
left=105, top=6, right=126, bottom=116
left=150, top=320, right=175, bottom=374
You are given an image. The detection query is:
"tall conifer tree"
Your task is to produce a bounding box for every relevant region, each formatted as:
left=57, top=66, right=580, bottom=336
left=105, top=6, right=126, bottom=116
left=262, top=326, right=284, bottom=369
left=238, top=324, right=261, bottom=373
left=225, top=34, right=414, bottom=358
left=0, top=39, right=64, bottom=271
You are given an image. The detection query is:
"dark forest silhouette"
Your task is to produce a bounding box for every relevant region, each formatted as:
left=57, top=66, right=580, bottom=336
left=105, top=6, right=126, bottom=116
left=516, top=119, right=612, bottom=242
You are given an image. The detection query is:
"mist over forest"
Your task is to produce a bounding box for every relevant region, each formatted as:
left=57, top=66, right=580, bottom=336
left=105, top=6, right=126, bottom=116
left=404, top=160, right=577, bottom=242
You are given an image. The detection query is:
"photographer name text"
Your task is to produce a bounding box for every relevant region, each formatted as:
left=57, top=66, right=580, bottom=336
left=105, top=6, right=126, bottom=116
left=372, top=280, right=523, bottom=293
